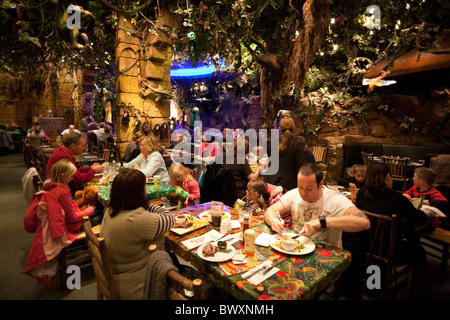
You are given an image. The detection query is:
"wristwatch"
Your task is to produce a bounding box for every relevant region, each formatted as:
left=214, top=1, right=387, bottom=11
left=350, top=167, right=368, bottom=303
left=319, top=216, right=327, bottom=229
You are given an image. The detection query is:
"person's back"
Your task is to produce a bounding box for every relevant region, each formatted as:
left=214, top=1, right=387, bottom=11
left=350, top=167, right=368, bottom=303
left=100, top=170, right=175, bottom=299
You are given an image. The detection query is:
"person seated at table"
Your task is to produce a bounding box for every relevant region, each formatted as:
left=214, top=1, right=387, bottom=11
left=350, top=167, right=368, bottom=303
left=403, top=167, right=449, bottom=216
left=101, top=124, right=114, bottom=143
left=168, top=163, right=200, bottom=207
left=356, top=161, right=433, bottom=299
left=25, top=159, right=94, bottom=286
left=265, top=162, right=370, bottom=248
left=123, top=131, right=144, bottom=163
left=222, top=138, right=262, bottom=202
left=46, top=132, right=104, bottom=194
left=297, top=135, right=316, bottom=164
left=27, top=123, right=49, bottom=139
left=100, top=169, right=175, bottom=299
left=123, top=136, right=169, bottom=182
left=247, top=145, right=264, bottom=164
left=244, top=179, right=271, bottom=217
left=60, top=124, right=81, bottom=136
left=338, top=164, right=366, bottom=190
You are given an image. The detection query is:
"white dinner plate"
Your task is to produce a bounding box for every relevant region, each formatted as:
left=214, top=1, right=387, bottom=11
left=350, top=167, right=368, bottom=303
left=270, top=237, right=315, bottom=255
left=196, top=243, right=236, bottom=262
left=199, top=210, right=231, bottom=222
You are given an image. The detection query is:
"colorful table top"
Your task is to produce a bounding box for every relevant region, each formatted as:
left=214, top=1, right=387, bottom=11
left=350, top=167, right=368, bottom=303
left=91, top=182, right=176, bottom=206
left=165, top=203, right=352, bottom=300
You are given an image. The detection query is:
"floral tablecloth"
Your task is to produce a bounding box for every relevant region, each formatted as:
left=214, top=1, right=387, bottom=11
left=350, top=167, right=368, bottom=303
left=189, top=223, right=351, bottom=300
left=92, top=183, right=176, bottom=206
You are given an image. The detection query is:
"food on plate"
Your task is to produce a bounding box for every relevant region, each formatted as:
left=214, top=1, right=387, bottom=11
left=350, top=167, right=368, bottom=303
left=173, top=215, right=207, bottom=230
left=173, top=214, right=194, bottom=228
left=202, top=243, right=217, bottom=257
left=217, top=241, right=231, bottom=253
left=280, top=238, right=297, bottom=251
left=275, top=239, right=306, bottom=252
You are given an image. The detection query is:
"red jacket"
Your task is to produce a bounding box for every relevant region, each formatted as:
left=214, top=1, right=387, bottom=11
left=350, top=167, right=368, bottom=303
left=24, top=182, right=93, bottom=284
left=46, top=146, right=95, bottom=193
left=404, top=185, right=449, bottom=214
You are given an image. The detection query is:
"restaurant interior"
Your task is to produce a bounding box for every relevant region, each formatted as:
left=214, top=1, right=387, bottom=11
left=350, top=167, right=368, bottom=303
left=0, top=0, right=450, bottom=306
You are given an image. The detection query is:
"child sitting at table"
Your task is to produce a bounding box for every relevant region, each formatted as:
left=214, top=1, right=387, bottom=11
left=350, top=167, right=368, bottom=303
left=24, top=159, right=94, bottom=286
left=338, top=164, right=366, bottom=190
left=169, top=163, right=200, bottom=207
left=403, top=167, right=449, bottom=215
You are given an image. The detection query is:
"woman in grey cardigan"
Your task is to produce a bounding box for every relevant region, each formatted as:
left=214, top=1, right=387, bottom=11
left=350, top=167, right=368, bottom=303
left=101, top=169, right=175, bottom=299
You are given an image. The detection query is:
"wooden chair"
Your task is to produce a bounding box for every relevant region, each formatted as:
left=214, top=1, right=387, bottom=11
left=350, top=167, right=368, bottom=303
left=363, top=210, right=413, bottom=300
left=87, top=132, right=100, bottom=155
left=102, top=148, right=111, bottom=162
left=58, top=222, right=102, bottom=291
left=148, top=244, right=203, bottom=300
left=420, top=227, right=450, bottom=285
left=311, top=146, right=327, bottom=163
left=27, top=136, right=45, bottom=151
left=382, top=156, right=409, bottom=191
left=81, top=216, right=119, bottom=300
left=23, top=143, right=36, bottom=168
left=361, top=151, right=374, bottom=166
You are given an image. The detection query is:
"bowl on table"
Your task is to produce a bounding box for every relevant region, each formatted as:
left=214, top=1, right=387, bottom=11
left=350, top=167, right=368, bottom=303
left=280, top=238, right=298, bottom=251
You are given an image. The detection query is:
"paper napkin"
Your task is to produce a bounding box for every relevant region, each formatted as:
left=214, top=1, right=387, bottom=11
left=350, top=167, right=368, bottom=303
left=181, top=229, right=224, bottom=250
left=241, top=261, right=280, bottom=285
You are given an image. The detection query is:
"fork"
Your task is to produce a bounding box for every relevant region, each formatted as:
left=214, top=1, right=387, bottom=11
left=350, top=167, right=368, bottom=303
left=242, top=264, right=270, bottom=280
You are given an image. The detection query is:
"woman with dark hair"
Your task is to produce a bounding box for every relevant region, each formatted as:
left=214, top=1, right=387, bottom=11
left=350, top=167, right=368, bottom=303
left=100, top=169, right=175, bottom=299
left=355, top=161, right=431, bottom=298
left=264, top=116, right=306, bottom=191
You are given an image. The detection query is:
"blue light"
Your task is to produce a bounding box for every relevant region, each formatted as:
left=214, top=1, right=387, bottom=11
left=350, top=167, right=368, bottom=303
left=171, top=58, right=226, bottom=80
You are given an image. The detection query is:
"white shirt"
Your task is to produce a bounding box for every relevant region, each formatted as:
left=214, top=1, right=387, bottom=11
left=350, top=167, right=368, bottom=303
left=124, top=151, right=170, bottom=182
left=61, top=128, right=80, bottom=135
left=280, top=186, right=354, bottom=248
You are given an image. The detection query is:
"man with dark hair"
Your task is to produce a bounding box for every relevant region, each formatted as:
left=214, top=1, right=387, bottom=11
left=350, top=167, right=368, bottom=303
left=265, top=162, right=370, bottom=248
left=46, top=132, right=103, bottom=194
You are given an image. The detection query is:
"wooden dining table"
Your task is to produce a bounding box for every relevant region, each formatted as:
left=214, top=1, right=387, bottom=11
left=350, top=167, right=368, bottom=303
left=165, top=202, right=352, bottom=300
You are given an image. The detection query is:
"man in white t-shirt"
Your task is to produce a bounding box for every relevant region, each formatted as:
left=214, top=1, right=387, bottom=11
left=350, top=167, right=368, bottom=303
left=265, top=163, right=370, bottom=248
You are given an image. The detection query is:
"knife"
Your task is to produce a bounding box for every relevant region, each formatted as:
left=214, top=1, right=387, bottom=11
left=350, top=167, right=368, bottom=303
left=262, top=258, right=285, bottom=275
left=242, top=263, right=270, bottom=280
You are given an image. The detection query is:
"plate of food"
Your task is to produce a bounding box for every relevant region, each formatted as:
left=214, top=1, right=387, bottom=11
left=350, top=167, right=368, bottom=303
left=197, top=241, right=236, bottom=262
left=198, top=210, right=231, bottom=223
left=170, top=214, right=208, bottom=235
left=270, top=236, right=315, bottom=255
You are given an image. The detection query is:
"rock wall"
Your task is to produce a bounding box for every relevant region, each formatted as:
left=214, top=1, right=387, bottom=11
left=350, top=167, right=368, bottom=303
left=115, top=12, right=175, bottom=154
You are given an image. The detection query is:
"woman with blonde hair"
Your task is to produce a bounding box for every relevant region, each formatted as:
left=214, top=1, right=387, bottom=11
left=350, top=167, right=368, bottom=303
left=265, top=116, right=306, bottom=191
left=169, top=163, right=200, bottom=207
left=24, top=159, right=94, bottom=285
left=123, top=136, right=169, bottom=182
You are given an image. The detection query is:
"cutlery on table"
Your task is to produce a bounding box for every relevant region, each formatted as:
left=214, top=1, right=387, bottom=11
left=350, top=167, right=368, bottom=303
left=262, top=258, right=285, bottom=275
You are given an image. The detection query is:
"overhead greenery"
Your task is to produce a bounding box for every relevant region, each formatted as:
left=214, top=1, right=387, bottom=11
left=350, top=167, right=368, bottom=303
left=1, top=0, right=449, bottom=136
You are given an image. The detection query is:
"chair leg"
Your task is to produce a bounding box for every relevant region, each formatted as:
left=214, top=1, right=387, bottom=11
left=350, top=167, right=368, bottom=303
left=440, top=244, right=449, bottom=285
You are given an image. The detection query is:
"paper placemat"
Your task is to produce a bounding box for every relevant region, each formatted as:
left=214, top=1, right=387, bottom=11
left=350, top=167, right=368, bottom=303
left=181, top=229, right=224, bottom=250
left=241, top=261, right=280, bottom=285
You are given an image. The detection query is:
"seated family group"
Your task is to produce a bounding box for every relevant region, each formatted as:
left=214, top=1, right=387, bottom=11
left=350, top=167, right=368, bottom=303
left=23, top=127, right=448, bottom=300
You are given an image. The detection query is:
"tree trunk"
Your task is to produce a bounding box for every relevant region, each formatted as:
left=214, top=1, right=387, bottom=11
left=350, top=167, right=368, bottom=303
left=260, top=0, right=331, bottom=127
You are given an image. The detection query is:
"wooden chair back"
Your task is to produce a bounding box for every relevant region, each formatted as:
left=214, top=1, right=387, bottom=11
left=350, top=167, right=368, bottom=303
left=148, top=244, right=203, bottom=300
left=361, top=151, right=374, bottom=166
left=87, top=132, right=100, bottom=155
left=23, top=143, right=36, bottom=168
left=363, top=210, right=412, bottom=299
left=382, top=156, right=409, bottom=191
left=82, top=216, right=119, bottom=300
left=28, top=136, right=45, bottom=151
left=102, top=148, right=111, bottom=162
left=311, top=146, right=327, bottom=163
